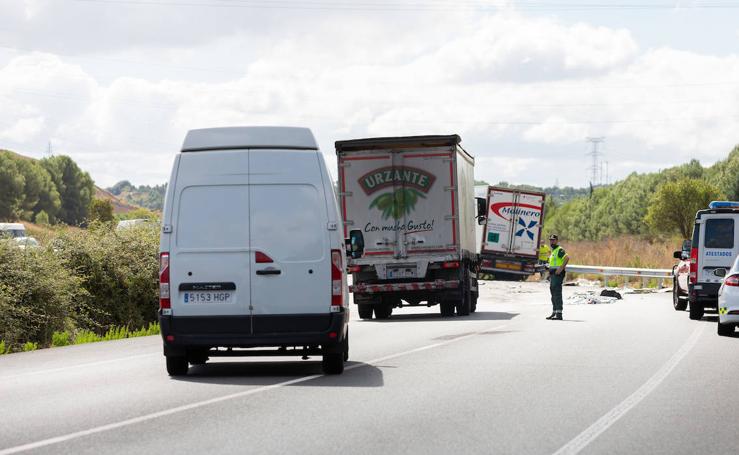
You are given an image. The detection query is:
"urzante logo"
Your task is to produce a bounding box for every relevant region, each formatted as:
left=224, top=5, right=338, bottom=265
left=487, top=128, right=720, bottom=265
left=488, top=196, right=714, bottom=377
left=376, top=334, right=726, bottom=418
left=706, top=251, right=732, bottom=257
left=490, top=202, right=542, bottom=221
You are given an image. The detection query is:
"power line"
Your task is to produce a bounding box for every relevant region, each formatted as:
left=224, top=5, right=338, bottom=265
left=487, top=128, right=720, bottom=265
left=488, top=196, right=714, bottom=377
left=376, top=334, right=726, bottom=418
left=586, top=137, right=605, bottom=186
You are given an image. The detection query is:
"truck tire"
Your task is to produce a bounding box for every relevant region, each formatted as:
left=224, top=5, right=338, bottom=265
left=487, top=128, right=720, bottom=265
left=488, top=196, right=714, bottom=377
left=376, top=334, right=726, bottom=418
left=374, top=303, right=393, bottom=319
left=672, top=281, right=687, bottom=311
left=440, top=301, right=455, bottom=317
left=456, top=269, right=472, bottom=316
left=717, top=323, right=734, bottom=337
left=357, top=304, right=374, bottom=320
left=689, top=302, right=704, bottom=320
left=166, top=355, right=189, bottom=376
left=471, top=292, right=478, bottom=313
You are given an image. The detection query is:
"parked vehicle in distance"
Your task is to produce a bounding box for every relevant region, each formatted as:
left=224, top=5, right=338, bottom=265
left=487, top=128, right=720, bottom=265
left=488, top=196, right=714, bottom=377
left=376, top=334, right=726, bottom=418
left=0, top=223, right=27, bottom=239
left=672, top=239, right=691, bottom=311
left=336, top=134, right=485, bottom=319
left=717, top=254, right=739, bottom=336
left=687, top=201, right=739, bottom=320
left=116, top=218, right=151, bottom=230
left=479, top=186, right=545, bottom=280
left=13, top=236, right=40, bottom=249
left=158, top=126, right=349, bottom=376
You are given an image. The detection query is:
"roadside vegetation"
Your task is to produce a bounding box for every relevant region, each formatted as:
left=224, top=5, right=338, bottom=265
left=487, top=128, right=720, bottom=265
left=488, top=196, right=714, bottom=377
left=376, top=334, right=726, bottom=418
left=0, top=223, right=160, bottom=354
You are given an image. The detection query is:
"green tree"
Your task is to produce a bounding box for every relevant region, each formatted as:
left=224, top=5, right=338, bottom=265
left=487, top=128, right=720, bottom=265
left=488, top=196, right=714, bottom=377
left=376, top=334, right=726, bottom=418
left=14, top=157, right=61, bottom=222
left=41, top=156, right=95, bottom=225
left=0, top=154, right=25, bottom=221
left=645, top=178, right=724, bottom=238
left=88, top=198, right=114, bottom=223
left=35, top=210, right=50, bottom=225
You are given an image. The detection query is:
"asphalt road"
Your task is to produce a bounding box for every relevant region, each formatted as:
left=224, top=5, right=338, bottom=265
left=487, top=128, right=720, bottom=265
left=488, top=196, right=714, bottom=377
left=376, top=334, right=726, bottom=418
left=1, top=280, right=737, bottom=455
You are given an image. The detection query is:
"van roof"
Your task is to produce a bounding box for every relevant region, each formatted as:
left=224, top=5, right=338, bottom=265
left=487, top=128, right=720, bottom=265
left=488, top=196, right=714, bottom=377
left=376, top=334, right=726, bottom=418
left=181, top=127, right=318, bottom=152
left=0, top=223, right=25, bottom=230
left=695, top=208, right=739, bottom=220
left=335, top=134, right=462, bottom=152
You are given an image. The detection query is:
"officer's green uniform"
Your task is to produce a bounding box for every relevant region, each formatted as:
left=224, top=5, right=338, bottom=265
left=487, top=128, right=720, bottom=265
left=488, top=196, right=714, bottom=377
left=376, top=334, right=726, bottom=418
left=549, top=245, right=568, bottom=314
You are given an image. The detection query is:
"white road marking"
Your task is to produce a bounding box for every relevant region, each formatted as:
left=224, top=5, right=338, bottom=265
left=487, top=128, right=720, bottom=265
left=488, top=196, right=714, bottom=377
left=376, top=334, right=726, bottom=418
left=552, top=323, right=705, bottom=455
left=0, top=353, right=160, bottom=381
left=0, top=323, right=508, bottom=455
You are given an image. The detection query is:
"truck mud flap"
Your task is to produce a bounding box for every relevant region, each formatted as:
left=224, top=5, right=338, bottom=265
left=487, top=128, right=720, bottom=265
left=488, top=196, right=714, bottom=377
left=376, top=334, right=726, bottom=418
left=350, top=279, right=460, bottom=293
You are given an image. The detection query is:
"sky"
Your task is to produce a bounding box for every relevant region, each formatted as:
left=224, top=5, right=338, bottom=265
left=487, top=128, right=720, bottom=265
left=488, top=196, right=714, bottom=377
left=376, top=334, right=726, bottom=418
left=0, top=0, right=738, bottom=190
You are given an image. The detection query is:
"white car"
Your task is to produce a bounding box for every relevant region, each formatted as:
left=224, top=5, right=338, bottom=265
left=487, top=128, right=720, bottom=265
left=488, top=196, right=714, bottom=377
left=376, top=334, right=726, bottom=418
left=158, top=126, right=348, bottom=376
left=717, top=255, right=739, bottom=336
left=13, top=236, right=40, bottom=250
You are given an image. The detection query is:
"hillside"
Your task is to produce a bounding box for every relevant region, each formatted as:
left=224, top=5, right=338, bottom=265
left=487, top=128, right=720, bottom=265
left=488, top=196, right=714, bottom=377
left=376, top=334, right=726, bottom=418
left=107, top=181, right=165, bottom=211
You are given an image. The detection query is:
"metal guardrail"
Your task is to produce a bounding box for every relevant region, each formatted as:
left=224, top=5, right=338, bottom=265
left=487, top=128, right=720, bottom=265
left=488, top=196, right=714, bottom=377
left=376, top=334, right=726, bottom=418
left=566, top=264, right=673, bottom=279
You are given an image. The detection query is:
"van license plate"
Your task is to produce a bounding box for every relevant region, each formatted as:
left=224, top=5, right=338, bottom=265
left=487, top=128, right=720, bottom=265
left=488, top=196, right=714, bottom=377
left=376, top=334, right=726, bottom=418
left=183, top=292, right=233, bottom=304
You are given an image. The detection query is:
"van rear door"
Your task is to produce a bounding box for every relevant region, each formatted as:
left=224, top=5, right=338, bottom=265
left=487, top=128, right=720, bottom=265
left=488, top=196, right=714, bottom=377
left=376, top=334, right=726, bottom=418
left=699, top=216, right=736, bottom=283
left=170, top=151, right=252, bottom=317
left=248, top=150, right=331, bottom=319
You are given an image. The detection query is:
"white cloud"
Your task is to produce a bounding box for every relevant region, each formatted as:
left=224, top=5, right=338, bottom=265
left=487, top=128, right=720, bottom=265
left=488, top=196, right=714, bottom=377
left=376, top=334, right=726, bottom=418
left=0, top=7, right=736, bottom=189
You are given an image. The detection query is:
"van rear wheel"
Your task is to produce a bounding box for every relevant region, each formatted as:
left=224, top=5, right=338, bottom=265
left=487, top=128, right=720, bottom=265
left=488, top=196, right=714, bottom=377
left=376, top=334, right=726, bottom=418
left=673, top=281, right=687, bottom=311
left=440, top=301, right=455, bottom=317
left=689, top=302, right=704, bottom=320
left=166, top=355, right=189, bottom=376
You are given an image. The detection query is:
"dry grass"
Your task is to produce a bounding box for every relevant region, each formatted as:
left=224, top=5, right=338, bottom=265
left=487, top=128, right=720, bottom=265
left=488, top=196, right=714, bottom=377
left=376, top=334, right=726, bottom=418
left=561, top=235, right=681, bottom=269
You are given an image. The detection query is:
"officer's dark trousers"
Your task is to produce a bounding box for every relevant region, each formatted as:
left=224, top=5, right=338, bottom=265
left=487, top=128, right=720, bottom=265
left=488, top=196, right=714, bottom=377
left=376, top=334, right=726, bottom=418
left=550, top=272, right=564, bottom=313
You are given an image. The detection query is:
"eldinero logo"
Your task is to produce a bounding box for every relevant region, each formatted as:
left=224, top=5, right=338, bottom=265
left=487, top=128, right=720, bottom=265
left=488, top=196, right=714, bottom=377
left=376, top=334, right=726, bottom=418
left=358, top=166, right=436, bottom=196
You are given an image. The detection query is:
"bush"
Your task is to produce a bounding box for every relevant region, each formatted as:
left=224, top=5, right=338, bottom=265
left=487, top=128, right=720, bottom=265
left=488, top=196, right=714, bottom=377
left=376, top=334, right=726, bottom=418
left=0, top=340, right=6, bottom=354
left=51, top=331, right=71, bottom=347
left=0, top=240, right=90, bottom=351
left=53, top=222, right=159, bottom=330
left=22, top=341, right=38, bottom=352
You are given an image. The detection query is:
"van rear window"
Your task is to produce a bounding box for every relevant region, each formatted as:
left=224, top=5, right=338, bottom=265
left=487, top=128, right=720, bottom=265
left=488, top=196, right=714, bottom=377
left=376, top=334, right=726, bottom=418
left=177, top=185, right=250, bottom=249
left=704, top=219, right=734, bottom=249
left=250, top=185, right=325, bottom=261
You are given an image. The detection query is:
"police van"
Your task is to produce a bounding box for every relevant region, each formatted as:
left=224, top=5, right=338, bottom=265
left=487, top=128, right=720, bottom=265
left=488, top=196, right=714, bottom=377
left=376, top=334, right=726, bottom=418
left=158, top=127, right=349, bottom=376
left=688, top=201, right=739, bottom=320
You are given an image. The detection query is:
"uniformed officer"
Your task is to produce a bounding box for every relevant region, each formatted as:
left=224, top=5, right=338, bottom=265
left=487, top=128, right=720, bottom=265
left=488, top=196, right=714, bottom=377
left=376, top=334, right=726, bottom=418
left=546, top=234, right=569, bottom=320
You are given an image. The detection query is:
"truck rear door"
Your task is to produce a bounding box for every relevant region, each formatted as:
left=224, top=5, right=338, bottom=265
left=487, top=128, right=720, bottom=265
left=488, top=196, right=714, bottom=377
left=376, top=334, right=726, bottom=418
left=339, top=148, right=455, bottom=259
left=482, top=188, right=543, bottom=258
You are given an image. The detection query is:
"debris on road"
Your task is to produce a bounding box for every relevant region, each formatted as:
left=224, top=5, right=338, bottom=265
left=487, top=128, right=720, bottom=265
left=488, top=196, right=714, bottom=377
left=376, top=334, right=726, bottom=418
left=567, top=291, right=620, bottom=305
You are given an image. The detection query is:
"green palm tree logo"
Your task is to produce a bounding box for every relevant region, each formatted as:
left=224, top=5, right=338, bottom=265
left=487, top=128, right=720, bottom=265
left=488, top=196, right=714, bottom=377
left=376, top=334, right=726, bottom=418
left=369, top=188, right=426, bottom=220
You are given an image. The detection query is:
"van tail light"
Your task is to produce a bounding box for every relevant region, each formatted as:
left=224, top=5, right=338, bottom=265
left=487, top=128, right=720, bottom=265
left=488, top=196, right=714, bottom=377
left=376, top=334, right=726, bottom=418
left=442, top=261, right=460, bottom=269
left=331, top=249, right=343, bottom=307
left=724, top=274, right=739, bottom=287
left=348, top=265, right=361, bottom=273
left=689, top=247, right=698, bottom=285
left=159, top=252, right=171, bottom=310
left=255, top=251, right=273, bottom=263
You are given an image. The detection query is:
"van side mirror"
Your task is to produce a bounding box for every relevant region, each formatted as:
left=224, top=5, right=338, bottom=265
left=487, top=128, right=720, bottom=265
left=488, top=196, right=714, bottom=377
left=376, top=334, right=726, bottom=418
left=476, top=197, right=487, bottom=225
left=347, top=230, right=364, bottom=259
left=673, top=251, right=682, bottom=259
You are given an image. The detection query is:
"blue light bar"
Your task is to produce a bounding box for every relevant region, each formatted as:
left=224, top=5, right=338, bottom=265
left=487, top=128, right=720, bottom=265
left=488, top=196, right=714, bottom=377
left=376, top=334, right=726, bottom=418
left=708, top=201, right=739, bottom=209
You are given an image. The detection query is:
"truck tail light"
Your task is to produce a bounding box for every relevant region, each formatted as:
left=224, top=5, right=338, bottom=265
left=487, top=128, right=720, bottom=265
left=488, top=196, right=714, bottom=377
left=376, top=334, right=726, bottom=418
left=689, top=247, right=698, bottom=285
left=348, top=265, right=361, bottom=273
left=331, top=250, right=343, bottom=307
left=442, top=261, right=460, bottom=269
left=724, top=274, right=739, bottom=287
left=159, top=252, right=171, bottom=310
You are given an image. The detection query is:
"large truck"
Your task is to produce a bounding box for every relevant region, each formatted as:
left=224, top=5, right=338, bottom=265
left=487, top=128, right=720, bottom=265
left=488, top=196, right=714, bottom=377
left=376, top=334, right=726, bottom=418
left=479, top=186, right=546, bottom=280
left=336, top=135, right=485, bottom=319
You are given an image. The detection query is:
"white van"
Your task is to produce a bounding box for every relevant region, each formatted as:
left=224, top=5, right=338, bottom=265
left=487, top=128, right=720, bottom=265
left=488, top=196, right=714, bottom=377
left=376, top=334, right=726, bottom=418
left=159, top=127, right=349, bottom=376
left=0, top=223, right=26, bottom=239
left=688, top=201, right=739, bottom=320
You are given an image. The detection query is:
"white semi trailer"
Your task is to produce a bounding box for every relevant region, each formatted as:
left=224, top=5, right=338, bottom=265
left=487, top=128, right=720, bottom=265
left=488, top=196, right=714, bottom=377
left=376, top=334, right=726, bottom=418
left=336, top=135, right=485, bottom=319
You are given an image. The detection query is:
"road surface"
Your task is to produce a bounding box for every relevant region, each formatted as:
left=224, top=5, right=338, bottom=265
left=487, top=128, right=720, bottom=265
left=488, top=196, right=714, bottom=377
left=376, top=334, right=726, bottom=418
left=1, top=280, right=736, bottom=454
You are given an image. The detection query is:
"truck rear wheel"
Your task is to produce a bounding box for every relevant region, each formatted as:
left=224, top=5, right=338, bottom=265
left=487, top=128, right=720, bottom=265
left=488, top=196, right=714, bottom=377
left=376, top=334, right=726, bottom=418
left=374, top=304, right=393, bottom=319
left=471, top=292, right=478, bottom=313
left=689, top=302, right=704, bottom=320
left=357, top=304, right=374, bottom=320
left=440, top=301, right=455, bottom=317
left=456, top=270, right=472, bottom=316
